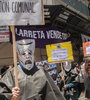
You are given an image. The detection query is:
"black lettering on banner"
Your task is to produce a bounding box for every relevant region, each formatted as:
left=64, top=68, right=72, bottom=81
left=0, top=0, right=10, bottom=12
left=12, top=2, right=35, bottom=13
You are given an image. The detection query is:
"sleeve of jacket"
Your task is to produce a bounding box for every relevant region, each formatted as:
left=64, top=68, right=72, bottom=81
left=0, top=70, right=15, bottom=100
left=65, top=82, right=78, bottom=88
left=44, top=70, right=65, bottom=100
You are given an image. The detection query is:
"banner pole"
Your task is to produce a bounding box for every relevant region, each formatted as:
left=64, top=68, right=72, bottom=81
left=61, top=62, right=65, bottom=85
left=41, top=0, right=45, bottom=25
left=11, top=26, right=19, bottom=100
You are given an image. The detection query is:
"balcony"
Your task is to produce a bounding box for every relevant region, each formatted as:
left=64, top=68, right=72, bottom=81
left=62, top=0, right=89, bottom=16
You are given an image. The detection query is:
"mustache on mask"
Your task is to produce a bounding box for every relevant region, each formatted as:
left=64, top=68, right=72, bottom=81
left=25, top=60, right=32, bottom=65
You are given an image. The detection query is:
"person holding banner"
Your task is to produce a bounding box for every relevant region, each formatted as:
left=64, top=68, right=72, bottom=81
left=0, top=39, right=65, bottom=100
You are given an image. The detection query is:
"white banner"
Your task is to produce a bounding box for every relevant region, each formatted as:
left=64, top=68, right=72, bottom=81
left=0, top=0, right=43, bottom=25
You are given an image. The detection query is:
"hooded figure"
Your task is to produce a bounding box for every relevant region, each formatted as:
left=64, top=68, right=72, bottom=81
left=0, top=39, right=65, bottom=100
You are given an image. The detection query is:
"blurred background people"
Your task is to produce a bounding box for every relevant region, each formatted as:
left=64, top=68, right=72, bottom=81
left=0, top=75, right=1, bottom=80
left=84, top=60, right=90, bottom=100
left=56, top=61, right=83, bottom=100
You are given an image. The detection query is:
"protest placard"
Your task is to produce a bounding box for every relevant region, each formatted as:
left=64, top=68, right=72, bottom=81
left=46, top=41, right=73, bottom=63
left=83, top=42, right=90, bottom=57
left=0, top=0, right=43, bottom=25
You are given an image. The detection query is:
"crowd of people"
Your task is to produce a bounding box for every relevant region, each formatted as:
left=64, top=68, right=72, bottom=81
left=0, top=39, right=90, bottom=100
left=56, top=61, right=90, bottom=100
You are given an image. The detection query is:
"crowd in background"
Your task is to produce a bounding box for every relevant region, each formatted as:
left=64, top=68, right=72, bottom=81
left=56, top=60, right=90, bottom=100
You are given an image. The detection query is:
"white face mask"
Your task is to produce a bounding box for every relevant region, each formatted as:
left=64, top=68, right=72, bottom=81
left=16, top=39, right=35, bottom=70
left=63, top=62, right=71, bottom=71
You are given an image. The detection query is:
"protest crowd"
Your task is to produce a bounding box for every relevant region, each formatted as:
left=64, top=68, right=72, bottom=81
left=0, top=38, right=90, bottom=100
left=56, top=61, right=90, bottom=100
left=0, top=0, right=90, bottom=100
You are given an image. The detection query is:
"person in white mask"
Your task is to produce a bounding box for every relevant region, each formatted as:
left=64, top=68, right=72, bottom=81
left=0, top=39, right=65, bottom=100
left=16, top=39, right=35, bottom=71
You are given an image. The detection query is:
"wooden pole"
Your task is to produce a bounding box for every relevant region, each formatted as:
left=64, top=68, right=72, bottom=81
left=41, top=0, right=45, bottom=25
left=11, top=26, right=19, bottom=100
left=61, top=63, right=65, bottom=85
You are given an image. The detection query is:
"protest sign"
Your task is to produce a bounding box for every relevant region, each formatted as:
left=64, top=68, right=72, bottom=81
left=0, top=0, right=44, bottom=99
left=46, top=41, right=73, bottom=63
left=0, top=0, right=43, bottom=25
left=83, top=42, right=90, bottom=57
left=11, top=26, right=71, bottom=48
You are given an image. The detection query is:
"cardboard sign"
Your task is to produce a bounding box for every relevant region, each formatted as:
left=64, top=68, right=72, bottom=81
left=46, top=41, right=73, bottom=63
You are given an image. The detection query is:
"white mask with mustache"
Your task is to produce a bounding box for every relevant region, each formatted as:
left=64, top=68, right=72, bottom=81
left=16, top=39, right=35, bottom=70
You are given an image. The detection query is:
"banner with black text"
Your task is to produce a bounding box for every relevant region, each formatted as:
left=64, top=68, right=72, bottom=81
left=0, top=0, right=43, bottom=25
